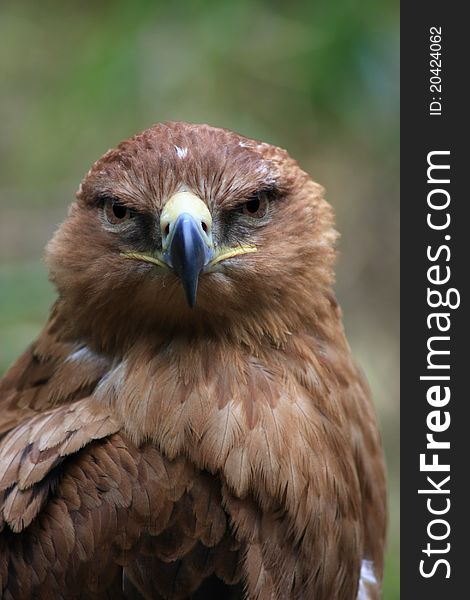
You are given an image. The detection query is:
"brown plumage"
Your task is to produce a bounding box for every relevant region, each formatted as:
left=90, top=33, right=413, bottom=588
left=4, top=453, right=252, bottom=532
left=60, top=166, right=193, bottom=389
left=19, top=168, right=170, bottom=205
left=0, top=122, right=386, bottom=599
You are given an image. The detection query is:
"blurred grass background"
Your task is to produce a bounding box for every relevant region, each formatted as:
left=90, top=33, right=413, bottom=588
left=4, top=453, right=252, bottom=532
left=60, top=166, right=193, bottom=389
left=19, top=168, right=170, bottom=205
left=0, top=0, right=399, bottom=596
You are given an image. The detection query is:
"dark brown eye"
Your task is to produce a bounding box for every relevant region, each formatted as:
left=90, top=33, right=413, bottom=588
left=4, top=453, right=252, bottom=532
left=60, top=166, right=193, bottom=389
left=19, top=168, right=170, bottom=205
left=242, top=192, right=269, bottom=219
left=103, top=199, right=133, bottom=224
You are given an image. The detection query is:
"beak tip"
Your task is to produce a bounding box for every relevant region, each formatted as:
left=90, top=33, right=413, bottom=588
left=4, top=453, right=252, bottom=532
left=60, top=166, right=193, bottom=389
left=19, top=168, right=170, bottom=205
left=166, top=213, right=210, bottom=309
left=182, top=277, right=199, bottom=308
left=186, top=291, right=197, bottom=308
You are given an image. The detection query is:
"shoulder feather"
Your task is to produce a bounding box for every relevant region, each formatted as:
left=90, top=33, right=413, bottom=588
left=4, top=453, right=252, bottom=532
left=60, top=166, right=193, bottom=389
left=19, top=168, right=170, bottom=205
left=0, top=310, right=111, bottom=435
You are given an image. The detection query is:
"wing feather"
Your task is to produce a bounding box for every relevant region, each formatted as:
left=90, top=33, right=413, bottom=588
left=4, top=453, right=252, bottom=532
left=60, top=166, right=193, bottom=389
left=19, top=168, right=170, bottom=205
left=0, top=399, right=121, bottom=532
left=0, top=399, right=243, bottom=598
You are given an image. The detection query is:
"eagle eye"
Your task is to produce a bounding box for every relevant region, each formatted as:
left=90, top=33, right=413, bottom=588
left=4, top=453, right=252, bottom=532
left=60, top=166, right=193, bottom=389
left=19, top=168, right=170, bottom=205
left=103, top=198, right=134, bottom=225
left=241, top=192, right=269, bottom=219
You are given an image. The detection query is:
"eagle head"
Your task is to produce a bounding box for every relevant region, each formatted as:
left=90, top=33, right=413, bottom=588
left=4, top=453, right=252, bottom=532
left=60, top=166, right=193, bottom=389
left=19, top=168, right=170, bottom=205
left=46, top=122, right=337, bottom=351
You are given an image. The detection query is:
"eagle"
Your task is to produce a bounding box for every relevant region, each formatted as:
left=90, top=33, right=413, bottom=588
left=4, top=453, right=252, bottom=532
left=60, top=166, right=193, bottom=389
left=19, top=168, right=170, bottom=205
left=0, top=122, right=386, bottom=600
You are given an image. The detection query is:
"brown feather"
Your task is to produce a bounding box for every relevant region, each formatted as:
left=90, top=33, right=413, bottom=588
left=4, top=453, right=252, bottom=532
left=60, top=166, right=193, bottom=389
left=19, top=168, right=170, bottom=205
left=0, top=121, right=386, bottom=599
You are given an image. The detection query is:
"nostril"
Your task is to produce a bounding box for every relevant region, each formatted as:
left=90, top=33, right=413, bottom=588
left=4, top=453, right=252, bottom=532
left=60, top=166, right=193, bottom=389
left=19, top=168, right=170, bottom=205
left=164, top=223, right=170, bottom=238
left=201, top=221, right=208, bottom=234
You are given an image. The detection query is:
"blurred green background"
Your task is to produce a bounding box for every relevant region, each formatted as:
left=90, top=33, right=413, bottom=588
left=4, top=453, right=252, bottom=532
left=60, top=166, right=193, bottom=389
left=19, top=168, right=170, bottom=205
left=0, top=0, right=399, bottom=597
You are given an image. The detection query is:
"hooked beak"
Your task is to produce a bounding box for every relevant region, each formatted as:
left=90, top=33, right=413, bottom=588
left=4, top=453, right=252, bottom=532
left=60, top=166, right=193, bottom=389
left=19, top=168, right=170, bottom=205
left=120, top=190, right=257, bottom=308
left=160, top=191, right=213, bottom=308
